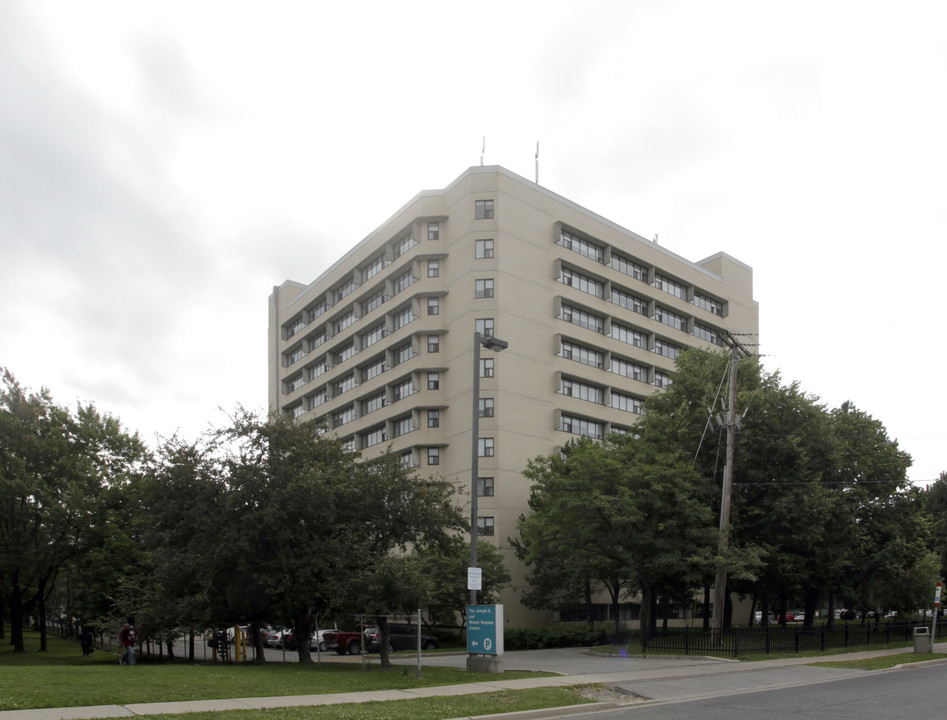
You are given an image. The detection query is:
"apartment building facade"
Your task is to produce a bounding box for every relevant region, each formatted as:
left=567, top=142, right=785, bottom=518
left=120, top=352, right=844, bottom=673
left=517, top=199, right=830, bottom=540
left=268, top=166, right=759, bottom=627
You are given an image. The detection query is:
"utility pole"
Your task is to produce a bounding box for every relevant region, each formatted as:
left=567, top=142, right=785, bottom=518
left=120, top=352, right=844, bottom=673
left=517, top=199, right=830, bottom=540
left=712, top=334, right=746, bottom=639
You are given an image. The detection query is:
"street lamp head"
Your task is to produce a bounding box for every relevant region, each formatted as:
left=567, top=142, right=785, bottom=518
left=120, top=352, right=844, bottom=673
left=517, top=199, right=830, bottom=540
left=481, top=336, right=509, bottom=352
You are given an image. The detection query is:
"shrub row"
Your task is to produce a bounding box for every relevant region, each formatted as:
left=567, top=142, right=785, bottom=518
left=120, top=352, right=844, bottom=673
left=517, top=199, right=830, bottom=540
left=504, top=623, right=609, bottom=650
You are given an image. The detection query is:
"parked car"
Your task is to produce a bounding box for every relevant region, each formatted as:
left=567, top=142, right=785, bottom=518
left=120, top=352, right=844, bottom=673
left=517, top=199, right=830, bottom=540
left=364, top=625, right=439, bottom=652
left=263, top=627, right=289, bottom=648
left=323, top=629, right=366, bottom=655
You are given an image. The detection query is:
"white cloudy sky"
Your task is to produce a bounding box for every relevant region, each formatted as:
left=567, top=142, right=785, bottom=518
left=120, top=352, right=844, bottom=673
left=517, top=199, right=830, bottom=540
left=1, top=0, right=945, bottom=484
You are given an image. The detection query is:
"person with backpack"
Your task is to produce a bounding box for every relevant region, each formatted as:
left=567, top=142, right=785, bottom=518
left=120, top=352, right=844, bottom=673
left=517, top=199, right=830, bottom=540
left=118, top=617, right=138, bottom=666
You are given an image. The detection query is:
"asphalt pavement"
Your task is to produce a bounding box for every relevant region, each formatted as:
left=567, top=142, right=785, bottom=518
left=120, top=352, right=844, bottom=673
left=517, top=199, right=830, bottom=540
left=2, top=642, right=945, bottom=720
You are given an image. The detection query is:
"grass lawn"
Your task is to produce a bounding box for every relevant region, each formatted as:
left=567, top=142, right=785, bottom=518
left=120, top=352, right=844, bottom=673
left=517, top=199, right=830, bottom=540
left=810, top=651, right=947, bottom=671
left=0, top=630, right=557, bottom=712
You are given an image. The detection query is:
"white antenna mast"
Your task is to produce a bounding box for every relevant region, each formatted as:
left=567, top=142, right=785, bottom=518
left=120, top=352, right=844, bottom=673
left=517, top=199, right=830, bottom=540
left=535, top=141, right=540, bottom=184
left=481, top=136, right=485, bottom=166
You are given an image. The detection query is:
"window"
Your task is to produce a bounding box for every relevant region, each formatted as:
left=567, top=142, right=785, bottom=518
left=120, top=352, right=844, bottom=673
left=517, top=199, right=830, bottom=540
left=475, top=279, right=494, bottom=298
left=286, top=374, right=305, bottom=393
left=286, top=318, right=305, bottom=338
left=693, top=323, right=723, bottom=346
left=611, top=323, right=647, bottom=348
left=475, top=199, right=494, bottom=219
left=308, top=388, right=327, bottom=409
left=653, top=338, right=681, bottom=360
left=653, top=273, right=687, bottom=299
left=291, top=403, right=305, bottom=419
left=392, top=305, right=416, bottom=331
left=478, top=477, right=494, bottom=497
left=654, top=306, right=687, bottom=332
left=559, top=267, right=604, bottom=298
left=393, top=415, right=415, bottom=437
left=427, top=447, right=440, bottom=465
left=335, top=343, right=356, bottom=364
left=561, top=304, right=604, bottom=333
left=309, top=330, right=328, bottom=351
left=427, top=372, right=440, bottom=390
left=360, top=322, right=386, bottom=349
left=478, top=437, right=495, bottom=456
left=560, top=340, right=604, bottom=369
left=611, top=357, right=648, bottom=382
left=287, top=346, right=305, bottom=365
left=361, top=357, right=386, bottom=381
left=559, top=229, right=604, bottom=263
left=611, top=287, right=649, bottom=316
left=362, top=392, right=386, bottom=415
left=427, top=259, right=439, bottom=277
left=427, top=335, right=440, bottom=353
left=309, top=360, right=327, bottom=380
left=333, top=405, right=355, bottom=428
left=611, top=392, right=644, bottom=414
left=693, top=292, right=724, bottom=316
left=428, top=409, right=440, bottom=428
left=393, top=378, right=415, bottom=401
left=479, top=398, right=494, bottom=417
left=334, top=373, right=356, bottom=395
left=392, top=269, right=415, bottom=294
left=610, top=253, right=648, bottom=282
left=334, top=279, right=357, bottom=303
left=362, top=425, right=386, bottom=448
left=560, top=377, right=604, bottom=404
left=361, top=255, right=384, bottom=281
left=394, top=234, right=417, bottom=257
left=427, top=222, right=439, bottom=240
left=335, top=311, right=356, bottom=333
left=427, top=297, right=439, bottom=315
left=479, top=357, right=494, bottom=378
left=475, top=318, right=494, bottom=338
left=477, top=516, right=495, bottom=536
left=560, top=414, right=603, bottom=439
left=362, top=288, right=386, bottom=315
left=653, top=371, right=671, bottom=388
left=309, top=302, right=327, bottom=322
left=475, top=238, right=494, bottom=258
left=393, top=342, right=415, bottom=365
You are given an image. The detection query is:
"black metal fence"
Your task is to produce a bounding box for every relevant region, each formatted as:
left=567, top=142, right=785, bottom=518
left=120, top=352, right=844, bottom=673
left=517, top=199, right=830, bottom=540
left=641, top=619, right=946, bottom=658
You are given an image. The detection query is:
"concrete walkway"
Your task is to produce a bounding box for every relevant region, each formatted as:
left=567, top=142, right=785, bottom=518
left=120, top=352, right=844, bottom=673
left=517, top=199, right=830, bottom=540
left=3, top=643, right=945, bottom=720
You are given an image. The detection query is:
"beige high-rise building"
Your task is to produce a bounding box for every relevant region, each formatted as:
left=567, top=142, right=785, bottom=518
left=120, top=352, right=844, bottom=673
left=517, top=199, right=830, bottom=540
left=268, top=165, right=758, bottom=627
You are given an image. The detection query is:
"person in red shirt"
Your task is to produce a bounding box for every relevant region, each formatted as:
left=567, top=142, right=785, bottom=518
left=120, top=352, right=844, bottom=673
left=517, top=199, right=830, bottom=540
left=118, top=617, right=138, bottom=667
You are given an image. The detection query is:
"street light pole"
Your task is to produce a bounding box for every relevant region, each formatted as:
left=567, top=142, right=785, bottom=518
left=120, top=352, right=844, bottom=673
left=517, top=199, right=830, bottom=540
left=469, top=331, right=508, bottom=607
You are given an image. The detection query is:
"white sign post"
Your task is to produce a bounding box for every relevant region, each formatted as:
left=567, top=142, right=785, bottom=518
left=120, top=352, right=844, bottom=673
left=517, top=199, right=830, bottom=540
left=932, top=581, right=942, bottom=652
left=467, top=567, right=483, bottom=591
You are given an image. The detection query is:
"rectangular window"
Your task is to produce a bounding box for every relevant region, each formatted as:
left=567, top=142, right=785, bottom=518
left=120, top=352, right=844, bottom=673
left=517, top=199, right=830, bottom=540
left=392, top=414, right=415, bottom=437
left=653, top=371, right=671, bottom=388
left=427, top=222, right=439, bottom=240
left=559, top=229, right=604, bottom=263
left=392, top=305, right=416, bottom=330
left=653, top=338, right=682, bottom=360
left=309, top=360, right=327, bottom=380
left=479, top=357, right=494, bottom=378
left=334, top=373, right=356, bottom=395
left=428, top=409, right=440, bottom=428
left=394, top=234, right=417, bottom=257
left=654, top=306, right=687, bottom=332
left=611, top=392, right=644, bottom=414
left=360, top=322, right=386, bottom=349
left=427, top=297, right=439, bottom=315
left=560, top=377, right=604, bottom=404
left=335, top=343, right=357, bottom=364
left=561, top=304, right=604, bottom=333
left=475, top=238, right=494, bottom=259
left=362, top=288, right=386, bottom=315
left=309, top=302, right=327, bottom=322
left=610, top=253, right=648, bottom=282
left=427, top=447, right=440, bottom=465
left=560, top=414, right=603, bottom=439
left=611, top=287, right=649, bottom=316
left=334, top=279, right=358, bottom=304
left=308, top=388, right=327, bottom=409
left=427, top=259, right=439, bottom=277
left=393, top=342, right=415, bottom=365
left=693, top=292, right=724, bottom=316
left=653, top=273, right=687, bottom=299
left=560, top=340, right=604, bottom=369
left=478, top=437, right=495, bottom=457
left=361, top=255, right=384, bottom=281
left=361, top=357, right=386, bottom=381
left=286, top=374, right=305, bottom=393
left=287, top=346, right=305, bottom=365
left=286, top=318, right=305, bottom=338
left=610, top=357, right=648, bottom=382
left=427, top=335, right=440, bottom=353
left=335, top=311, right=357, bottom=333
left=693, top=323, right=723, bottom=346
left=610, top=323, right=647, bottom=348
left=559, top=267, right=604, bottom=298
left=309, top=331, right=328, bottom=352
left=479, top=398, right=494, bottom=417
left=290, top=403, right=305, bottom=419
left=362, top=425, right=386, bottom=448
left=362, top=392, right=386, bottom=415
left=333, top=405, right=355, bottom=428
left=477, top=516, right=495, bottom=536
left=427, top=372, right=440, bottom=390
left=475, top=318, right=494, bottom=338
left=393, top=378, right=415, bottom=401
left=392, top=269, right=415, bottom=294
left=475, top=199, right=494, bottom=219
left=475, top=279, right=494, bottom=298
left=478, top=477, right=495, bottom=497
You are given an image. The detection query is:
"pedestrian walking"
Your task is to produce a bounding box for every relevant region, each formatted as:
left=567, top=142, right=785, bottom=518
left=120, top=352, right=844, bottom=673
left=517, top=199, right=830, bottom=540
left=80, top=627, right=94, bottom=657
left=118, top=617, right=138, bottom=666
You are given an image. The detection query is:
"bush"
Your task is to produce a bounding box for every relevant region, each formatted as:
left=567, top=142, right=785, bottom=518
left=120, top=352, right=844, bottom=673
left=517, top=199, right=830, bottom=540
left=504, top=624, right=609, bottom=650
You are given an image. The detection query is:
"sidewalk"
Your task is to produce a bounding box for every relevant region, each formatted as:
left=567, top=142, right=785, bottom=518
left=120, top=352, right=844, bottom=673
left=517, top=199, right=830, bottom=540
left=3, top=643, right=945, bottom=720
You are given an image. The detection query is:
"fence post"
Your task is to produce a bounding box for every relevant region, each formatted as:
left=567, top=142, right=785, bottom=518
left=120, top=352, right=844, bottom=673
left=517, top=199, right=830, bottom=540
left=795, top=627, right=800, bottom=653
left=733, top=628, right=739, bottom=659
left=684, top=625, right=690, bottom=656
left=765, top=625, right=771, bottom=655
left=820, top=627, right=825, bottom=652
left=866, top=623, right=871, bottom=647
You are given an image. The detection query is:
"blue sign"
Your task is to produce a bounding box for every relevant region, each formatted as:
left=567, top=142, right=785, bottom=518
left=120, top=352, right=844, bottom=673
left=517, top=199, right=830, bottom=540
left=467, top=604, right=504, bottom=655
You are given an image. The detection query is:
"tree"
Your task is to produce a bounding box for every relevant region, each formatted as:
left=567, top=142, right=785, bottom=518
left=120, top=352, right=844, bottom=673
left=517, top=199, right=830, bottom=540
left=923, top=473, right=947, bottom=580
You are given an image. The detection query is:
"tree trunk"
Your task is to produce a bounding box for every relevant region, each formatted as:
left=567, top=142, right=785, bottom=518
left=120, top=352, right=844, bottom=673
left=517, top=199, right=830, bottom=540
left=638, top=583, right=652, bottom=651
left=803, top=588, right=818, bottom=630
left=293, top=613, right=314, bottom=663
left=584, top=576, right=594, bottom=629
left=702, top=585, right=711, bottom=630
left=38, top=579, right=47, bottom=651
left=827, top=592, right=837, bottom=630
left=10, top=576, right=25, bottom=653
left=609, top=584, right=621, bottom=644
left=378, top=615, right=391, bottom=668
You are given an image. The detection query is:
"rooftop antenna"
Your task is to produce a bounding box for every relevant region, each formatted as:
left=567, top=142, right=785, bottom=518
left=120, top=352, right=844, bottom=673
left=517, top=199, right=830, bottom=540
left=535, top=141, right=540, bottom=184
left=481, top=136, right=485, bottom=166
left=654, top=234, right=659, bottom=245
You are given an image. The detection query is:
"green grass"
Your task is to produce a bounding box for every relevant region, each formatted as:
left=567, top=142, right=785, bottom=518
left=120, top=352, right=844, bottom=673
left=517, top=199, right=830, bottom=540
left=810, top=651, right=947, bottom=671
left=0, top=631, right=552, bottom=711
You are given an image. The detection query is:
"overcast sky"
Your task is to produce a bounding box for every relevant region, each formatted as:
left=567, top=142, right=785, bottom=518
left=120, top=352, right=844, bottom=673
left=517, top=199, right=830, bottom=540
left=1, top=0, right=944, bottom=485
